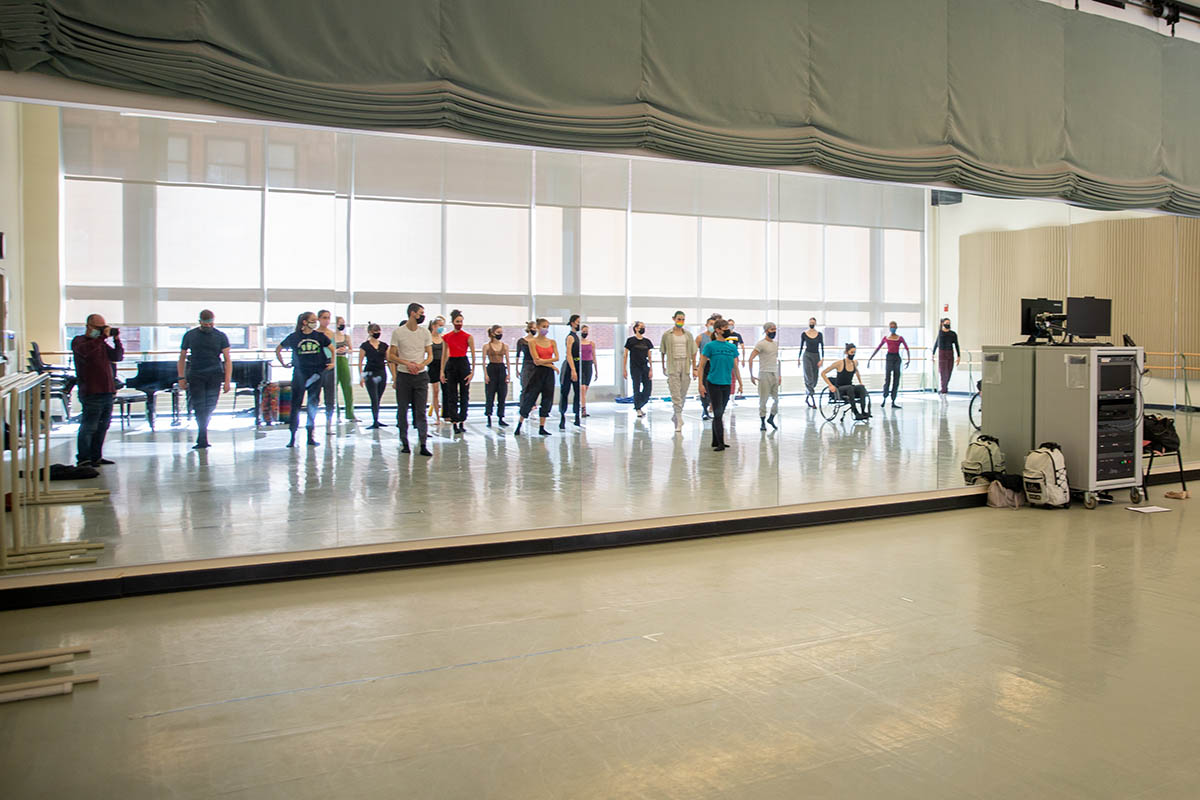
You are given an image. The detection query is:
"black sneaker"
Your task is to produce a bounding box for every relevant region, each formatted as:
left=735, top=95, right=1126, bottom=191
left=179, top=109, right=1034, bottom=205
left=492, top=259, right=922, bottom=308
left=419, top=446, right=433, bottom=457
left=760, top=418, right=767, bottom=431
left=767, top=414, right=777, bottom=430
left=498, top=418, right=509, bottom=427
left=96, top=458, right=115, bottom=465
left=401, top=441, right=411, bottom=454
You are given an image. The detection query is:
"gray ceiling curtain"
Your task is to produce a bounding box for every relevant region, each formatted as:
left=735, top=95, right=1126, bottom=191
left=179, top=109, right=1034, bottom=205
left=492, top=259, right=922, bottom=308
left=3, top=0, right=1199, bottom=214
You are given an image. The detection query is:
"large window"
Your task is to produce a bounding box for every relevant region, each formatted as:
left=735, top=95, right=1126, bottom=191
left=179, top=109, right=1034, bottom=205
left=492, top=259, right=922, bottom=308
left=59, top=107, right=928, bottom=372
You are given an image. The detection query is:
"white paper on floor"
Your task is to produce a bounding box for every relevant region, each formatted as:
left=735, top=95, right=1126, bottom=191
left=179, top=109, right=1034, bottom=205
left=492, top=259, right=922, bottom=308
left=1127, top=505, right=1172, bottom=513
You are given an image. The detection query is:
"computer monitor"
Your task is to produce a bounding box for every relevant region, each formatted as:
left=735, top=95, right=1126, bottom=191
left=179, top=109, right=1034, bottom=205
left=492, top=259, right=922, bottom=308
left=1066, top=296, right=1112, bottom=338
left=1020, top=297, right=1063, bottom=336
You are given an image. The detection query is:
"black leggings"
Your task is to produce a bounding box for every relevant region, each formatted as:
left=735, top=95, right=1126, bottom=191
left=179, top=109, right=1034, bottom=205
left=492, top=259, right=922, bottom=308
left=443, top=356, right=471, bottom=423
left=559, top=360, right=580, bottom=419
left=630, top=362, right=652, bottom=410
left=883, top=352, right=902, bottom=400
left=706, top=381, right=731, bottom=447
left=485, top=362, right=508, bottom=418
left=838, top=384, right=869, bottom=416
left=363, top=369, right=387, bottom=423
left=290, top=370, right=324, bottom=433
left=520, top=366, right=555, bottom=420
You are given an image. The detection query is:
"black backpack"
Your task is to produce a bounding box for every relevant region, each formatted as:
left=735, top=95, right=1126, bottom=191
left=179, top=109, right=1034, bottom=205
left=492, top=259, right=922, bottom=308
left=1144, top=414, right=1180, bottom=453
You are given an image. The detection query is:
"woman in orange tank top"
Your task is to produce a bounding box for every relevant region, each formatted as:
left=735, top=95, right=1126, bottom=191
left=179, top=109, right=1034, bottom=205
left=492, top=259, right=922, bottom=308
left=515, top=318, right=559, bottom=436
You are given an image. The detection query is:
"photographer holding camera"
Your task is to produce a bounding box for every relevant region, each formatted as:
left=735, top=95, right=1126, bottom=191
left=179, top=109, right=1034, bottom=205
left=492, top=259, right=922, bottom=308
left=72, top=313, right=125, bottom=467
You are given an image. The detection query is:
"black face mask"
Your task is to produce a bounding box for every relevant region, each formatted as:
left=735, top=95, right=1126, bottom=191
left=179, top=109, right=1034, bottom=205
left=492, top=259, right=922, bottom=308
left=636, top=328, right=645, bottom=335
left=493, top=333, right=503, bottom=340
left=337, top=324, right=346, bottom=331
left=581, top=332, right=588, bottom=338
left=766, top=331, right=776, bottom=340
left=415, top=314, right=425, bottom=325
left=370, top=332, right=380, bottom=339
left=571, top=324, right=580, bottom=331
left=809, top=323, right=816, bottom=329
left=943, top=324, right=951, bottom=329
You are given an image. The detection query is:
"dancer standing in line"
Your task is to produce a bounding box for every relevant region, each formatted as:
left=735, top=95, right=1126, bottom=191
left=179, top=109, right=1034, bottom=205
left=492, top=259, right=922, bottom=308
left=440, top=310, right=475, bottom=434
left=931, top=317, right=960, bottom=395
left=427, top=316, right=445, bottom=423
left=515, top=318, right=558, bottom=437
left=276, top=311, right=333, bottom=448
left=725, top=318, right=745, bottom=402
left=623, top=322, right=654, bottom=418
left=515, top=321, right=536, bottom=411
left=177, top=308, right=232, bottom=450
left=698, top=319, right=742, bottom=452
left=798, top=317, right=824, bottom=408
left=332, top=315, right=357, bottom=422
left=748, top=321, right=780, bottom=431
left=559, top=314, right=582, bottom=430
left=315, top=309, right=338, bottom=425
left=697, top=314, right=721, bottom=420
left=358, top=322, right=389, bottom=429
left=579, top=324, right=595, bottom=418
left=388, top=303, right=433, bottom=456
left=822, top=342, right=871, bottom=421
left=483, top=324, right=511, bottom=427
left=660, top=310, right=698, bottom=433
left=868, top=322, right=911, bottom=408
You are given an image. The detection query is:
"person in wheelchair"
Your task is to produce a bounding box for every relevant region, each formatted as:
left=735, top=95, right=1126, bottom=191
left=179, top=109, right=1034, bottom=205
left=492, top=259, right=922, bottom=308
left=821, top=343, right=871, bottom=421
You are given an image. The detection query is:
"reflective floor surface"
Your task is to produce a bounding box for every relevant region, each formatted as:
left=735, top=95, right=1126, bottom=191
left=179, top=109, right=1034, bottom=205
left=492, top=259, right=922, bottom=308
left=1, top=499, right=1197, bottom=798
left=10, top=394, right=1198, bottom=573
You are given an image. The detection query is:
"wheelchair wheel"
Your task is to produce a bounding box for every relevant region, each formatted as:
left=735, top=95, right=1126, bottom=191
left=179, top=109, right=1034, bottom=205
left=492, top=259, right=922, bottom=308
left=968, top=391, right=982, bottom=431
left=818, top=388, right=840, bottom=422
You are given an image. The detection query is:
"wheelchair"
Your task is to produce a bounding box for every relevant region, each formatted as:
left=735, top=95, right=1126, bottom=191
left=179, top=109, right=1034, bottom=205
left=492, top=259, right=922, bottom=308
left=819, top=385, right=871, bottom=423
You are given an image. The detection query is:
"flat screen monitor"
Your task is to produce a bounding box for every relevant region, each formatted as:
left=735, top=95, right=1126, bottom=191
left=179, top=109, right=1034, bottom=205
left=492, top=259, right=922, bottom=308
left=1020, top=297, right=1063, bottom=336
left=1066, top=296, right=1112, bottom=338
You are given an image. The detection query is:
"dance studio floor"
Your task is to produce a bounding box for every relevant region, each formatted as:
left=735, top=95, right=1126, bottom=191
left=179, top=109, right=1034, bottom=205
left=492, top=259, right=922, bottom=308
left=10, top=394, right=1198, bottom=573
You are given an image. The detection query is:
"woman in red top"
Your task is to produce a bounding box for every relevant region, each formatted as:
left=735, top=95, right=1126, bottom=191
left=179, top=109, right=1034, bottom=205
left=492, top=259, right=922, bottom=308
left=439, top=309, right=476, bottom=434
left=867, top=321, right=911, bottom=408
left=515, top=318, right=559, bottom=436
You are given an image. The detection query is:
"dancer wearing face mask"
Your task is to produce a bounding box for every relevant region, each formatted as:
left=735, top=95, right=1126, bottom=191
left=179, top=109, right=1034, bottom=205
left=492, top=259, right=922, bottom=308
left=748, top=322, right=781, bottom=431
left=868, top=322, right=911, bottom=408
left=822, top=343, right=870, bottom=421
left=359, top=322, right=389, bottom=429
left=388, top=303, right=433, bottom=456
left=515, top=319, right=558, bottom=436
left=660, top=310, right=698, bottom=433
left=440, top=310, right=475, bottom=434
left=177, top=309, right=232, bottom=449
left=559, top=314, right=582, bottom=429
left=697, top=314, right=721, bottom=420
left=331, top=315, right=357, bottom=422
left=315, top=309, right=338, bottom=425
left=483, top=324, right=511, bottom=427
left=276, top=311, right=333, bottom=447
left=623, top=322, right=654, bottom=418
left=515, top=321, right=536, bottom=410
left=931, top=317, right=960, bottom=395
left=428, top=317, right=445, bottom=423
left=579, top=324, right=595, bottom=417
left=798, top=317, right=824, bottom=408
left=697, top=320, right=743, bottom=451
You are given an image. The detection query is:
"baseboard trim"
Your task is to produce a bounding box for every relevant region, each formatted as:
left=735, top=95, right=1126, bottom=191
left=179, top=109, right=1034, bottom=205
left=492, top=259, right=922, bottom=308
left=1, top=487, right=989, bottom=609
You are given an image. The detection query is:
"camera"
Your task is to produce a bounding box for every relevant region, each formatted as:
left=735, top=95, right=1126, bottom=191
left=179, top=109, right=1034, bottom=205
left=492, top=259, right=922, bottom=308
left=108, top=327, right=120, bottom=337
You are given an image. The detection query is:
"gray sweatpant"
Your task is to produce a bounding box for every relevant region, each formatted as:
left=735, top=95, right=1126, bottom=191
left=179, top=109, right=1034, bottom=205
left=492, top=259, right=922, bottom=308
left=666, top=361, right=692, bottom=420
left=803, top=350, right=820, bottom=396
left=758, top=371, right=779, bottom=417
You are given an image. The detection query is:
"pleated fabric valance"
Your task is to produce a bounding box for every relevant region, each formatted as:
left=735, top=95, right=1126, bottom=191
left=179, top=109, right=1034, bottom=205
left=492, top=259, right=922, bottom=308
left=3, top=0, right=1200, bottom=214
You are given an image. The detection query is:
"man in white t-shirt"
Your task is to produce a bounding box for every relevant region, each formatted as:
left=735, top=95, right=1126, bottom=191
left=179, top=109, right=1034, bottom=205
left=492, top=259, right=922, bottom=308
left=387, top=302, right=434, bottom=456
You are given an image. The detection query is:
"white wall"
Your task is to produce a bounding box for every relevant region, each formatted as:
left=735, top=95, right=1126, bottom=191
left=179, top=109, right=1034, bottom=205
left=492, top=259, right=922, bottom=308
left=0, top=101, right=23, bottom=368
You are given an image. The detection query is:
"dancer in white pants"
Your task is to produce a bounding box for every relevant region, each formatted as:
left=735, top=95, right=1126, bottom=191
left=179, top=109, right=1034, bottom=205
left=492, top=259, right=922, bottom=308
left=749, top=322, right=781, bottom=430
left=660, top=310, right=698, bottom=433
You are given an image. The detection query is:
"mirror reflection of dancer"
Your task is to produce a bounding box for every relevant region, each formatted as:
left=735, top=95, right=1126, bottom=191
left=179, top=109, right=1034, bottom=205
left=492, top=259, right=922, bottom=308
left=177, top=308, right=232, bottom=450
left=276, top=311, right=333, bottom=448
left=358, top=322, right=389, bottom=429
left=661, top=310, right=698, bottom=434
left=388, top=303, right=434, bottom=457
left=697, top=314, right=720, bottom=420
left=749, top=322, right=780, bottom=431
left=798, top=317, right=824, bottom=408
left=515, top=321, right=536, bottom=413
left=315, top=309, right=338, bottom=426
left=559, top=314, right=582, bottom=430
left=931, top=317, right=960, bottom=395
left=515, top=319, right=558, bottom=437
left=440, top=310, right=475, bottom=435
left=579, top=324, right=595, bottom=417
left=483, top=324, right=511, bottom=428
left=868, top=322, right=911, bottom=408
left=332, top=315, right=357, bottom=422
left=698, top=319, right=743, bottom=452
left=623, top=322, right=654, bottom=418
left=427, top=316, right=445, bottom=423
left=822, top=343, right=870, bottom=421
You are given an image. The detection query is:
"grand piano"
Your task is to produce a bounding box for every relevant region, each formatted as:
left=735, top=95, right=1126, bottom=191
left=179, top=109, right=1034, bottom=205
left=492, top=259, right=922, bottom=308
left=123, top=359, right=272, bottom=429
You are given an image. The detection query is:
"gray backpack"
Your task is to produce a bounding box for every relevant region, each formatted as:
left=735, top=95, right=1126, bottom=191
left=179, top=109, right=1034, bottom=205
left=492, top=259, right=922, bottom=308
left=1023, top=443, right=1070, bottom=508
left=963, top=434, right=1006, bottom=485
